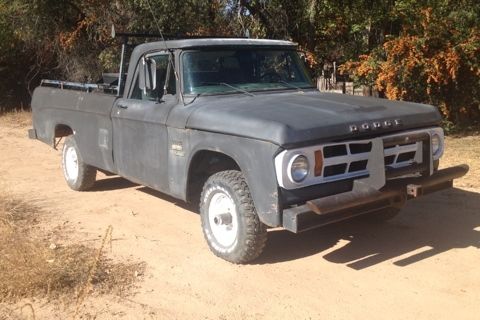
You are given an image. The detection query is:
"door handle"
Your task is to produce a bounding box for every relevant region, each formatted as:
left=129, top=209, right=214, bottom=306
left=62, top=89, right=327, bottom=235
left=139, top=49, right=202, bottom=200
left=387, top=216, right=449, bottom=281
left=117, top=103, right=128, bottom=109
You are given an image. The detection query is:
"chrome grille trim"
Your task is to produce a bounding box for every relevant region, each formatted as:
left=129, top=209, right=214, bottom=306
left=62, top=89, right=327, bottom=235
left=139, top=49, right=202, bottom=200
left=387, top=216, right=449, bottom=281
left=383, top=141, right=421, bottom=169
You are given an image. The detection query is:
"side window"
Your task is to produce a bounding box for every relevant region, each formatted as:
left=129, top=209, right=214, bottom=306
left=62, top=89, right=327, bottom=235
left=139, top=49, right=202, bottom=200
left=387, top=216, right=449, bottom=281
left=130, top=53, right=176, bottom=100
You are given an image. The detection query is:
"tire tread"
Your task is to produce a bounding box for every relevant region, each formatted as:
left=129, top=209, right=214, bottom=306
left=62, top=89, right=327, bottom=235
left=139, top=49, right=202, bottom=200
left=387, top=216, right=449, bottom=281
left=62, top=136, right=97, bottom=191
left=200, top=170, right=267, bottom=263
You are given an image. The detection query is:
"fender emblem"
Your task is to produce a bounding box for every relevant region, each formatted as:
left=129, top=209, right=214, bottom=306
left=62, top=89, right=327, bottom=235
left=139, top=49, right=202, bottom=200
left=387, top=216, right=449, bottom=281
left=171, top=142, right=185, bottom=157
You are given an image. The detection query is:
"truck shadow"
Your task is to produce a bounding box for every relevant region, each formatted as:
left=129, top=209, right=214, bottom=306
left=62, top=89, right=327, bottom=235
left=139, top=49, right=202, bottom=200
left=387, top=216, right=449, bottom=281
left=89, top=176, right=138, bottom=191
left=88, top=175, right=198, bottom=210
left=136, top=186, right=199, bottom=212
left=256, top=188, right=480, bottom=268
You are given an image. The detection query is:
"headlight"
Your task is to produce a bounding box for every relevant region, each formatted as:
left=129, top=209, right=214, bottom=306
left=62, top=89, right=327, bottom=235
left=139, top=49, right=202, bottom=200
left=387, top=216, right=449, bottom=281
left=290, top=155, right=309, bottom=182
left=431, top=133, right=441, bottom=155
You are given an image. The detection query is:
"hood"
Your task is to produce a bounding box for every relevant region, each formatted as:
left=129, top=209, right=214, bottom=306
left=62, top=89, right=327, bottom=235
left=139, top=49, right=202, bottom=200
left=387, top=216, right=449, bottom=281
left=186, top=90, right=442, bottom=147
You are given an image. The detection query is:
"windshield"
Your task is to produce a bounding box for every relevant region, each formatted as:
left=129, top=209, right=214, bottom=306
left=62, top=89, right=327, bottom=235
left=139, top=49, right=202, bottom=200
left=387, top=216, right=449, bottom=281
left=182, top=49, right=314, bottom=95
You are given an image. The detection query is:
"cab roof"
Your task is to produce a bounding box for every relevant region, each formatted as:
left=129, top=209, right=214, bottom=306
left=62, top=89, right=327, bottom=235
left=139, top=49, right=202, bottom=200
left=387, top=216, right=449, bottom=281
left=130, top=38, right=297, bottom=65
left=134, top=38, right=297, bottom=52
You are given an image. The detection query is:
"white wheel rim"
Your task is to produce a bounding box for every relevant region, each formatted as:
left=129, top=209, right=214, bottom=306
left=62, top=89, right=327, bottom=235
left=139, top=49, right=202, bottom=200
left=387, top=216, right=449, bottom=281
left=64, top=146, right=79, bottom=181
left=208, top=190, right=238, bottom=248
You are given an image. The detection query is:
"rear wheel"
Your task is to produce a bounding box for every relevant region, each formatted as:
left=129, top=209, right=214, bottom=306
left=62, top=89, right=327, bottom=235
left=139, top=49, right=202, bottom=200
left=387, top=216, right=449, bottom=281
left=62, top=136, right=96, bottom=191
left=200, top=170, right=267, bottom=263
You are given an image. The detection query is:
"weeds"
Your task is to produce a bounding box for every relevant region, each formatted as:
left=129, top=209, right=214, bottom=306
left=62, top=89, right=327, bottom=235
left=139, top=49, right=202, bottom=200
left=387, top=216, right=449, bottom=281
left=0, top=110, right=32, bottom=129
left=0, top=192, right=145, bottom=305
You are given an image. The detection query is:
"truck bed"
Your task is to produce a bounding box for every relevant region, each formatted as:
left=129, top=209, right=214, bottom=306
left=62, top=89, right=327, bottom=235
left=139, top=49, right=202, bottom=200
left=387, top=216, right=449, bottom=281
left=31, top=84, right=119, bottom=173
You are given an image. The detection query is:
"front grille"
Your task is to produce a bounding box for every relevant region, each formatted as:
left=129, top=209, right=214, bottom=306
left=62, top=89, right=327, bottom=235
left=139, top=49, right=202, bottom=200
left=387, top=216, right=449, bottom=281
left=317, top=141, right=371, bottom=180
left=324, top=163, right=348, bottom=177
left=397, top=151, right=416, bottom=162
left=384, top=155, right=395, bottom=165
left=319, top=133, right=428, bottom=182
left=276, top=128, right=435, bottom=190
left=350, top=142, right=372, bottom=154
left=382, top=132, right=431, bottom=178
left=323, top=144, right=347, bottom=158
left=383, top=141, right=419, bottom=169
left=320, top=133, right=429, bottom=182
left=349, top=160, right=368, bottom=173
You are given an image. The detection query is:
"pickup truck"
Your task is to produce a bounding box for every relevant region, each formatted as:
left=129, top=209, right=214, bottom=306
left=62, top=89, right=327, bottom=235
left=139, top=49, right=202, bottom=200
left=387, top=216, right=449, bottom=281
left=29, top=37, right=468, bottom=263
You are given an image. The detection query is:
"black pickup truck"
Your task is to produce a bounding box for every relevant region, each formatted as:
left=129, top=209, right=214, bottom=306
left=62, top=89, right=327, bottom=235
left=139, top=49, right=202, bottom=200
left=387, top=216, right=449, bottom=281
left=29, top=38, right=468, bottom=263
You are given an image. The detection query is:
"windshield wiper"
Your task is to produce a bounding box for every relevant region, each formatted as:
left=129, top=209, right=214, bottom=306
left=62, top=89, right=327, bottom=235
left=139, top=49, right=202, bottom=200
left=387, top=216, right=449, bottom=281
left=202, top=82, right=255, bottom=97
left=275, top=80, right=304, bottom=93
left=184, top=93, right=201, bottom=106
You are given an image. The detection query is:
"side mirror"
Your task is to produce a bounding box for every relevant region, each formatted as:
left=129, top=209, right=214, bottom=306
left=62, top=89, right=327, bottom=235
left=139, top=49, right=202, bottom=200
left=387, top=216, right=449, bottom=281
left=139, top=57, right=157, bottom=93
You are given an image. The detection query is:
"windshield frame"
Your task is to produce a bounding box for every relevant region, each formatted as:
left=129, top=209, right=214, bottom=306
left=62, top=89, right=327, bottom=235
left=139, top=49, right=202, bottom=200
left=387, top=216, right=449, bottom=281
left=179, top=47, right=315, bottom=96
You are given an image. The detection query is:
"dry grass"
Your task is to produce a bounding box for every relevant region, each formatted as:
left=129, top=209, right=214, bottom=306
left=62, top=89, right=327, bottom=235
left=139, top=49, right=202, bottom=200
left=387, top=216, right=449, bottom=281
left=0, top=110, right=32, bottom=128
left=442, top=135, right=480, bottom=189
left=0, top=192, right=145, bottom=305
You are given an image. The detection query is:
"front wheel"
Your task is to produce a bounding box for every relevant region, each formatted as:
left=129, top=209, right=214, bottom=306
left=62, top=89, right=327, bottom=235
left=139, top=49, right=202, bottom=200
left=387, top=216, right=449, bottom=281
left=200, top=170, right=267, bottom=264
left=62, top=136, right=97, bottom=191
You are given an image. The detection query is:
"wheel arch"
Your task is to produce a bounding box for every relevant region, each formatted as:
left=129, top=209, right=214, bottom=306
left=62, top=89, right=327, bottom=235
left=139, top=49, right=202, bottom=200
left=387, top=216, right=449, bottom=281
left=54, top=123, right=74, bottom=137
left=50, top=123, right=75, bottom=149
left=186, top=149, right=241, bottom=206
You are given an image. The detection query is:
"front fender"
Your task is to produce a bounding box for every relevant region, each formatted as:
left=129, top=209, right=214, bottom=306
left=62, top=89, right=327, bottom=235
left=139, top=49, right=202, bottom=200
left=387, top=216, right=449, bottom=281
left=179, top=129, right=282, bottom=227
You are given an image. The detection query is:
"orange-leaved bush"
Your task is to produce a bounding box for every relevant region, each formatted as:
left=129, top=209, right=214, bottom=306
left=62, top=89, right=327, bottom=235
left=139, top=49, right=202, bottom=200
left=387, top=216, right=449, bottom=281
left=342, top=7, right=480, bottom=125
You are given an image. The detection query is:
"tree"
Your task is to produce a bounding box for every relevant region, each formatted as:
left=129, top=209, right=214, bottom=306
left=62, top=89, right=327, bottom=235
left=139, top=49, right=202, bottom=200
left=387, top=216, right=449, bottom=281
left=1, top=0, right=479, bottom=126
left=342, top=1, right=480, bottom=124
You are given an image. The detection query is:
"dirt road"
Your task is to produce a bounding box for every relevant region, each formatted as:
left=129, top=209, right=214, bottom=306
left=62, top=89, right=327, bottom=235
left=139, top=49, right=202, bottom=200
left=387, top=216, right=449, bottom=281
left=1, top=115, right=479, bottom=319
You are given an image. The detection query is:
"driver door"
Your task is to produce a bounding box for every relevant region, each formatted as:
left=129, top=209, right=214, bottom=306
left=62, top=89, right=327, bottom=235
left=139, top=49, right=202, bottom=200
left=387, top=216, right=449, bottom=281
left=111, top=52, right=177, bottom=192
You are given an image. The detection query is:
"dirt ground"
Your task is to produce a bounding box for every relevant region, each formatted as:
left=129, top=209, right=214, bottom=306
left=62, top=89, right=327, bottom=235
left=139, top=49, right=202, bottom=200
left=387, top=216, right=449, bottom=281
left=0, top=113, right=479, bottom=319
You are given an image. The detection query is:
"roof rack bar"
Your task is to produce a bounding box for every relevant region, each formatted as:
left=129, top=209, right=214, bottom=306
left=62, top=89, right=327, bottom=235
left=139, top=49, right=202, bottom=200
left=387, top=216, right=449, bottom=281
left=40, top=80, right=117, bottom=92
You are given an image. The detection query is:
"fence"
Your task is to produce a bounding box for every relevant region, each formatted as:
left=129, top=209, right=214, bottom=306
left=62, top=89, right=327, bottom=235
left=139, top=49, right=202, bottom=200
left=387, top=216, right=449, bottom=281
left=316, top=76, right=370, bottom=96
